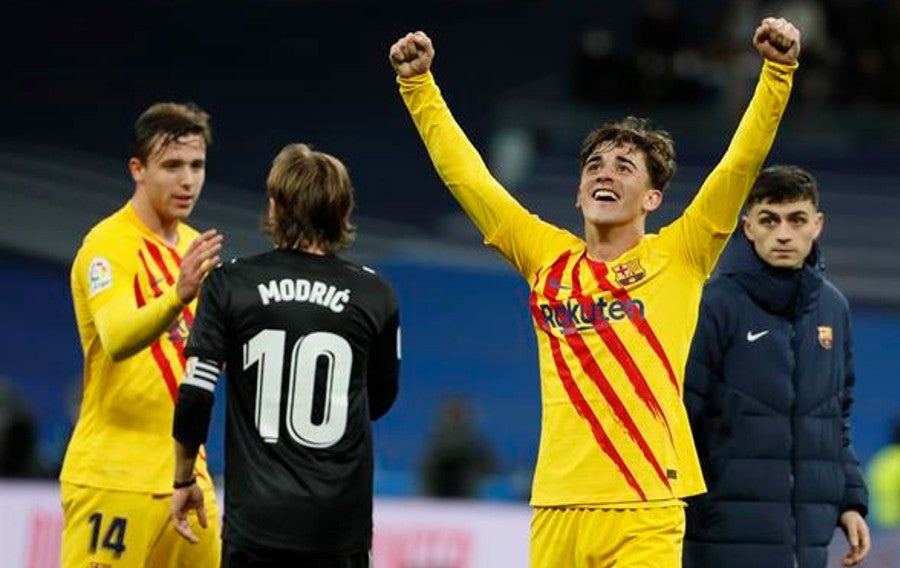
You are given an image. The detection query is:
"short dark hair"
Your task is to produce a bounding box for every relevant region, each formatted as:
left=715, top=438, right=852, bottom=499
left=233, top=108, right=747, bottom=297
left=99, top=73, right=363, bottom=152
left=747, top=165, right=819, bottom=208
left=131, top=102, right=212, bottom=164
left=579, top=116, right=676, bottom=191
left=263, top=143, right=356, bottom=253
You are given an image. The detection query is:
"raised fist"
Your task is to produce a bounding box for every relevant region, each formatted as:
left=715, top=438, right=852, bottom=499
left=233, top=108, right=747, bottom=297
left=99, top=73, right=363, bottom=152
left=753, top=17, right=801, bottom=65
left=389, top=31, right=435, bottom=78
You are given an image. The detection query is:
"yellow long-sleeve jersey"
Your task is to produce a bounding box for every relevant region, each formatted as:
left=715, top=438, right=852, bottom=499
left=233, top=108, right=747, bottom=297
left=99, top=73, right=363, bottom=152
left=399, top=60, right=795, bottom=506
left=61, top=202, right=211, bottom=493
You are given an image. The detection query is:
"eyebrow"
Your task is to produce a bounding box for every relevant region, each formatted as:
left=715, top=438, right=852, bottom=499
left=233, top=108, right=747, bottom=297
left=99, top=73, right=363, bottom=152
left=160, top=157, right=206, bottom=166
left=756, top=208, right=810, bottom=218
left=586, top=153, right=638, bottom=169
left=617, top=155, right=637, bottom=169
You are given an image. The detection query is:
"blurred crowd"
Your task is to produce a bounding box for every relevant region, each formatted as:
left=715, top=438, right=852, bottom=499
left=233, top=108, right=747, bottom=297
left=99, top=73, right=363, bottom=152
left=572, top=0, right=900, bottom=108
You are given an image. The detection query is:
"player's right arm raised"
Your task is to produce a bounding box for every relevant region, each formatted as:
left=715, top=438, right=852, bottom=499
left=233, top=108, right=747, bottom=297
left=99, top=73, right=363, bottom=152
left=390, top=32, right=529, bottom=238
left=391, top=31, right=573, bottom=277
left=84, top=230, right=222, bottom=361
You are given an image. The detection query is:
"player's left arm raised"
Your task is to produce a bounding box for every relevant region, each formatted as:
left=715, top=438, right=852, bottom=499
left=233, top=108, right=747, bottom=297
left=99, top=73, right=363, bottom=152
left=674, top=17, right=800, bottom=275
left=753, top=17, right=800, bottom=65
left=719, top=16, right=800, bottom=176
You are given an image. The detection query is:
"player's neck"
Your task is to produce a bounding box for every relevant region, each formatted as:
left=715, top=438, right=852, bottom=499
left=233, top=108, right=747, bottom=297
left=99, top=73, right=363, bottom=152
left=584, top=221, right=644, bottom=262
left=303, top=244, right=327, bottom=256
left=281, top=242, right=327, bottom=256
left=130, top=198, right=180, bottom=247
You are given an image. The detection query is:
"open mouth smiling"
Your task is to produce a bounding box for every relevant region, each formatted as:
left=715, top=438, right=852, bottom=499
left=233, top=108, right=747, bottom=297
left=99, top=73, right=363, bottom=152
left=591, top=188, right=619, bottom=202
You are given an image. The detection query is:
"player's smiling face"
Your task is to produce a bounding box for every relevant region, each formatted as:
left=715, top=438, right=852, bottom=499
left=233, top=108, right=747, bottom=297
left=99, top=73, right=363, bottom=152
left=576, top=143, right=661, bottom=228
left=130, top=133, right=207, bottom=226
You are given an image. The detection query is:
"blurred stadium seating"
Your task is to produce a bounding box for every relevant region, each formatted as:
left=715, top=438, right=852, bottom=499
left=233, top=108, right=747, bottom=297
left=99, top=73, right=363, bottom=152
left=1, top=0, right=898, bottom=517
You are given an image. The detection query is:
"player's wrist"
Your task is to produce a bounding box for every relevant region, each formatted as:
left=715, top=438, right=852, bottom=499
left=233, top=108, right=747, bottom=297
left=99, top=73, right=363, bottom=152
left=172, top=283, right=191, bottom=306
left=173, top=476, right=197, bottom=490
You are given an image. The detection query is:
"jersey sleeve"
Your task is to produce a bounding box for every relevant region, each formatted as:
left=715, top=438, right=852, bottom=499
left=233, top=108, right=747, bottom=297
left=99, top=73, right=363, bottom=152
left=173, top=357, right=221, bottom=449
left=73, top=234, right=184, bottom=361
left=175, top=268, right=228, bottom=450
left=398, top=72, right=580, bottom=278
left=184, top=266, right=229, bottom=362
left=661, top=60, right=797, bottom=277
left=367, top=284, right=400, bottom=421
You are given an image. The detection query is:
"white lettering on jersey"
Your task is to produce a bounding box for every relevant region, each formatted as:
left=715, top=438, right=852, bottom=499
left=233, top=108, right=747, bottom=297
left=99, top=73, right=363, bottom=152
left=88, top=256, right=113, bottom=297
left=257, top=278, right=351, bottom=313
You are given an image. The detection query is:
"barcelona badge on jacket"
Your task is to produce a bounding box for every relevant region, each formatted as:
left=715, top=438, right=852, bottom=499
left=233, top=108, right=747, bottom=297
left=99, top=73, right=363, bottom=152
left=817, top=325, right=833, bottom=349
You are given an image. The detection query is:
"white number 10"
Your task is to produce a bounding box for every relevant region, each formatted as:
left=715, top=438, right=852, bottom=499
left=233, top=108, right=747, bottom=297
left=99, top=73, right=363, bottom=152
left=243, top=329, right=352, bottom=448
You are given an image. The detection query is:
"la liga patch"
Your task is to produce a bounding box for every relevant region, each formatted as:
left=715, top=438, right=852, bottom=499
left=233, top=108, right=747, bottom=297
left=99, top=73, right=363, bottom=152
left=88, top=256, right=113, bottom=297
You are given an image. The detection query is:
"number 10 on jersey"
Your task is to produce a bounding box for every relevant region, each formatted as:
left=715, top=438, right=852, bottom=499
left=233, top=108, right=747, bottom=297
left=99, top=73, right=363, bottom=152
left=244, top=329, right=352, bottom=448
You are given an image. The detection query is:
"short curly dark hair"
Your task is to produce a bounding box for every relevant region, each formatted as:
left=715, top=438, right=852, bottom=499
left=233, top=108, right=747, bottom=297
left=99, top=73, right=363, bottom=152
left=579, top=116, right=676, bottom=191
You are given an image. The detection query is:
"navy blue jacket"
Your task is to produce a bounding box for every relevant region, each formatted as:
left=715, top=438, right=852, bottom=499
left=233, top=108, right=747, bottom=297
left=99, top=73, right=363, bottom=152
left=683, top=236, right=868, bottom=568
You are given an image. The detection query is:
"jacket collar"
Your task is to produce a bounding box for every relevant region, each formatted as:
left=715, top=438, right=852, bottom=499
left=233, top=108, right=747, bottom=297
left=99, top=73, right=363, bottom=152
left=718, top=234, right=825, bottom=318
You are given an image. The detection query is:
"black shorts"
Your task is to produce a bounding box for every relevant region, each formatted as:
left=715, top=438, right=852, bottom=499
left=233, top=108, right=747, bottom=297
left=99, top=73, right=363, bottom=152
left=222, top=541, right=370, bottom=568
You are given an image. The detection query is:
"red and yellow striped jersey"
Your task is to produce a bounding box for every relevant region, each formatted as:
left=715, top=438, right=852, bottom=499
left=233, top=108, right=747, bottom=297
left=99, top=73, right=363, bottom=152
left=61, top=203, right=211, bottom=493
left=399, top=60, right=795, bottom=506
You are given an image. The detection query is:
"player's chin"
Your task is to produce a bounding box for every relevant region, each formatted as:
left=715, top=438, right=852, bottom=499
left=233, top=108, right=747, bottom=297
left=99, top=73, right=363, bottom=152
left=582, top=207, right=622, bottom=227
left=169, top=205, right=195, bottom=221
left=766, top=255, right=800, bottom=268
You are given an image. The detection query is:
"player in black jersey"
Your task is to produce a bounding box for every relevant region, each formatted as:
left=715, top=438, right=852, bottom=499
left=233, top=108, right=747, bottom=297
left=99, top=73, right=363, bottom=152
left=170, top=143, right=400, bottom=567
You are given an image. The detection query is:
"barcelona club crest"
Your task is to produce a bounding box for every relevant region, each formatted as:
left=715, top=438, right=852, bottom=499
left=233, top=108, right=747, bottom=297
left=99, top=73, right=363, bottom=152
left=613, top=259, right=645, bottom=287
left=817, top=325, right=833, bottom=349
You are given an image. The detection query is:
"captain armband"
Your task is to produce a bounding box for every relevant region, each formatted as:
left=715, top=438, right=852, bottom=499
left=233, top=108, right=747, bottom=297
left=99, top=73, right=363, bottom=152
left=173, top=358, right=222, bottom=449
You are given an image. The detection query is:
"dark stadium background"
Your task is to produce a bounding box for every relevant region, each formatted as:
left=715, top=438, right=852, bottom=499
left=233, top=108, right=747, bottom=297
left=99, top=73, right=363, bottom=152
left=2, top=0, right=899, bottom=513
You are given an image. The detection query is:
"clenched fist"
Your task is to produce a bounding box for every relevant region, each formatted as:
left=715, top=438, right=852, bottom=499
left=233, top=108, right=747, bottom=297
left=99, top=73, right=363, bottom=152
left=753, top=17, right=801, bottom=65
left=389, top=31, right=435, bottom=78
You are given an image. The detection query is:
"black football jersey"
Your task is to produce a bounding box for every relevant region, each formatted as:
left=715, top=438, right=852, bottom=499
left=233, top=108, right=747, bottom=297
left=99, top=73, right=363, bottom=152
left=184, top=249, right=400, bottom=553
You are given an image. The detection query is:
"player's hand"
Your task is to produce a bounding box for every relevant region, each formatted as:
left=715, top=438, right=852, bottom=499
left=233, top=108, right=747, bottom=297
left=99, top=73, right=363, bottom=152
left=753, top=17, right=801, bottom=65
left=177, top=229, right=223, bottom=304
left=839, top=509, right=871, bottom=566
left=171, top=484, right=208, bottom=544
left=389, top=31, right=434, bottom=78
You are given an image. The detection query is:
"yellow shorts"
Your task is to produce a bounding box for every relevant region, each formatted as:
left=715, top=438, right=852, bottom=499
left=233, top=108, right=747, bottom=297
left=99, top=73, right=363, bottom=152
left=531, top=505, right=685, bottom=568
left=60, top=478, right=220, bottom=568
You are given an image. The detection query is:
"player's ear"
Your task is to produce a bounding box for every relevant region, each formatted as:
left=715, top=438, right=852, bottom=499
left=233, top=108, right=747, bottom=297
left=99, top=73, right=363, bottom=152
left=642, top=188, right=662, bottom=213
left=812, top=211, right=824, bottom=240
left=128, top=157, right=144, bottom=184
left=268, top=197, right=277, bottom=223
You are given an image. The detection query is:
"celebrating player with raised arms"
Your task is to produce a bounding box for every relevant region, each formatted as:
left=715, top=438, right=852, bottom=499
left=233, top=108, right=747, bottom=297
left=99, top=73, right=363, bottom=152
left=390, top=16, right=800, bottom=567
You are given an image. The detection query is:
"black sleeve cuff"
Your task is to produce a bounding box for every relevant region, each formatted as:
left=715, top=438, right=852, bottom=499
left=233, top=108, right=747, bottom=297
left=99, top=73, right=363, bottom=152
left=173, top=384, right=215, bottom=450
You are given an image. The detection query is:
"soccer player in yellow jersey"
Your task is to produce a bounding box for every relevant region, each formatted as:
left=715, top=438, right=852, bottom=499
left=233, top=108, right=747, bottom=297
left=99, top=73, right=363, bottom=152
left=60, top=102, right=224, bottom=567
left=390, top=17, right=801, bottom=567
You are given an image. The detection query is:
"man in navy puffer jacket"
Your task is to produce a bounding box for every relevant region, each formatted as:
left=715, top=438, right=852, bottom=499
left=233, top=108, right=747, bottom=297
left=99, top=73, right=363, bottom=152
left=683, top=165, right=870, bottom=568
